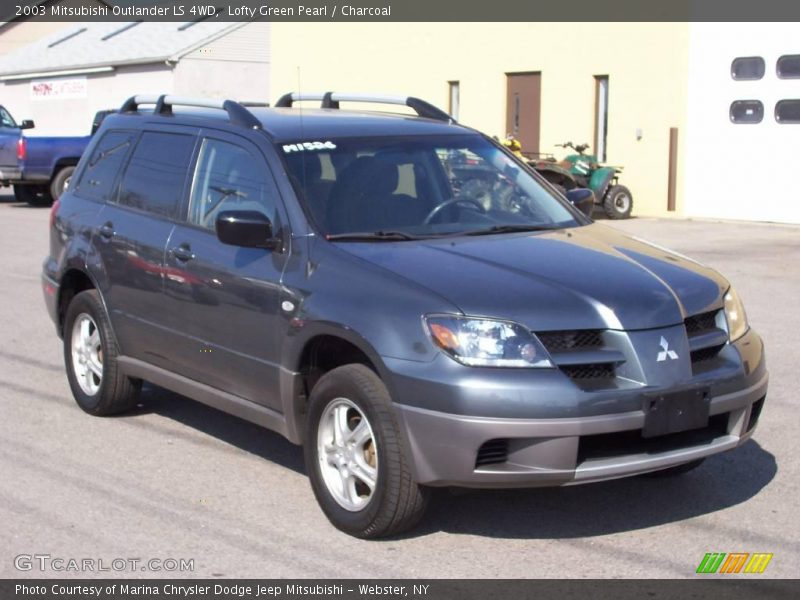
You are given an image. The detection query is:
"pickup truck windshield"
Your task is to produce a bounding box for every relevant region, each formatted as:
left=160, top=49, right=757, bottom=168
left=281, top=134, right=580, bottom=239
left=0, top=106, right=17, bottom=128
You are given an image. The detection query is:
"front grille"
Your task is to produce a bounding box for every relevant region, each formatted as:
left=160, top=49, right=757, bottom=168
left=685, top=310, right=719, bottom=337
left=537, top=330, right=603, bottom=353
left=475, top=439, right=509, bottom=468
left=684, top=310, right=725, bottom=372
left=537, top=329, right=616, bottom=387
left=561, top=363, right=615, bottom=380
left=690, top=344, right=725, bottom=363
left=577, top=413, right=730, bottom=464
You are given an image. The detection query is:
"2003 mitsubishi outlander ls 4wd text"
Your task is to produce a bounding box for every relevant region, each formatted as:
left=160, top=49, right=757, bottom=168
left=43, top=93, right=767, bottom=538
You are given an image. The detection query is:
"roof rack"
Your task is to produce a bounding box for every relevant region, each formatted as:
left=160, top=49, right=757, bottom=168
left=119, top=94, right=264, bottom=129
left=274, top=92, right=454, bottom=123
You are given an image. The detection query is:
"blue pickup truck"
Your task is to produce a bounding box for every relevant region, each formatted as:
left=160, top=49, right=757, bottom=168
left=0, top=105, right=111, bottom=206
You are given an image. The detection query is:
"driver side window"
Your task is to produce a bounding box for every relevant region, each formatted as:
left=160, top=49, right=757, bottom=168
left=188, top=138, right=275, bottom=230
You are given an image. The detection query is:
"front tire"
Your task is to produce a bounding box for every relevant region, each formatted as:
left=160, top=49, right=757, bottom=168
left=14, top=184, right=52, bottom=207
left=63, top=289, right=141, bottom=416
left=602, top=184, right=633, bottom=219
left=304, top=364, right=429, bottom=538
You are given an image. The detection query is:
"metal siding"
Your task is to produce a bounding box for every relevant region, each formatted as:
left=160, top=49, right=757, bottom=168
left=183, top=22, right=270, bottom=63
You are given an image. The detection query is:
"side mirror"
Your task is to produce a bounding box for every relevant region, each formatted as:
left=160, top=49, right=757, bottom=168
left=20, top=119, right=35, bottom=130
left=566, top=188, right=595, bottom=218
left=215, top=210, right=280, bottom=250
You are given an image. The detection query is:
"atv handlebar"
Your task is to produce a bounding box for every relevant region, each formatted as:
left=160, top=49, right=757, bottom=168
left=556, top=141, right=590, bottom=154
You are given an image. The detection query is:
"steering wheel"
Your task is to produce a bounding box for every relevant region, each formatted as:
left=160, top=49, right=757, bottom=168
left=423, top=196, right=486, bottom=225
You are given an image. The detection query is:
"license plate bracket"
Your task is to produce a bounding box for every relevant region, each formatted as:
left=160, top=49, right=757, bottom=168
left=642, top=387, right=710, bottom=438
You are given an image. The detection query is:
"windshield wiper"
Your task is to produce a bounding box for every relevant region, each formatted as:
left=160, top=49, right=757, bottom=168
left=461, top=224, right=559, bottom=236
left=326, top=230, right=422, bottom=242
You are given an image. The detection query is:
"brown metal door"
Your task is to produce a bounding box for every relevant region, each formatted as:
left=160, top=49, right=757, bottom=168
left=506, top=73, right=541, bottom=155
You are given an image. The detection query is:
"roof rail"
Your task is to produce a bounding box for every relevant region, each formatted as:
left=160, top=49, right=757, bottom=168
left=119, top=94, right=263, bottom=129
left=274, top=92, right=453, bottom=123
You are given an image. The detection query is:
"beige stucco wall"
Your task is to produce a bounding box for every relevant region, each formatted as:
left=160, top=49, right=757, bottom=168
left=270, top=23, right=689, bottom=217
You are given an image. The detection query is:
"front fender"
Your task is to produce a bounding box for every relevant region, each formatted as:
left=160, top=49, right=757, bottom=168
left=589, top=167, right=617, bottom=200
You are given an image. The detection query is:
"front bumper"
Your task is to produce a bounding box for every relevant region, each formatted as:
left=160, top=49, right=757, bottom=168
left=388, top=328, right=767, bottom=487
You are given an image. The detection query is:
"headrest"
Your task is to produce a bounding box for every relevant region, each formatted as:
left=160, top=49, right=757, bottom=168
left=284, top=153, right=322, bottom=184
left=336, top=156, right=398, bottom=197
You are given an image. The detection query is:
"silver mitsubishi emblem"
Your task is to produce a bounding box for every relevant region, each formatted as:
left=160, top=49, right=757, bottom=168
left=657, top=336, right=679, bottom=362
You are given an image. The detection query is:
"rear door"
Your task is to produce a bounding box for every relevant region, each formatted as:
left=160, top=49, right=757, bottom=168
left=160, top=130, right=289, bottom=411
left=87, top=127, right=198, bottom=366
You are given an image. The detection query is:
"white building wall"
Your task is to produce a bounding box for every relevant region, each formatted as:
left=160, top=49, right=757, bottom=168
left=174, top=22, right=270, bottom=102
left=0, top=64, right=174, bottom=135
left=685, top=22, right=800, bottom=224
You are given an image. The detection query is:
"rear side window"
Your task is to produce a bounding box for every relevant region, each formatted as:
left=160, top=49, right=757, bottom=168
left=74, top=130, right=136, bottom=202
left=117, top=131, right=196, bottom=218
left=188, top=138, right=276, bottom=229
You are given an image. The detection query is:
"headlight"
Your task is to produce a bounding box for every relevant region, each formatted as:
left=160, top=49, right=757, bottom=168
left=723, top=286, right=749, bottom=342
left=424, top=315, right=553, bottom=368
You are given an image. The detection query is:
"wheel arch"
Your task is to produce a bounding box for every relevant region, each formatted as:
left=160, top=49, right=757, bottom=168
left=283, top=323, right=393, bottom=445
left=56, top=267, right=113, bottom=341
left=589, top=167, right=617, bottom=201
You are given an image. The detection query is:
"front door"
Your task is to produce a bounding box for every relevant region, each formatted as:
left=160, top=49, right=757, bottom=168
left=161, top=132, right=288, bottom=412
left=506, top=72, right=542, bottom=156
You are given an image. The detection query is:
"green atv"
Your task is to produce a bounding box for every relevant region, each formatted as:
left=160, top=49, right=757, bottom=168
left=531, top=141, right=633, bottom=219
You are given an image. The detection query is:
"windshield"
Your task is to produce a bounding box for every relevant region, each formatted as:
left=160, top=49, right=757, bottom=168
left=280, top=134, right=581, bottom=239
left=0, top=106, right=17, bottom=128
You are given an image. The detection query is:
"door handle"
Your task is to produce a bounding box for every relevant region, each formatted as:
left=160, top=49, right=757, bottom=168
left=171, top=244, right=194, bottom=262
left=98, top=222, right=114, bottom=239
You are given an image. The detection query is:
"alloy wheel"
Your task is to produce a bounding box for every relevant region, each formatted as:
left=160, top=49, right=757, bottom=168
left=317, top=398, right=378, bottom=511
left=70, top=313, right=103, bottom=396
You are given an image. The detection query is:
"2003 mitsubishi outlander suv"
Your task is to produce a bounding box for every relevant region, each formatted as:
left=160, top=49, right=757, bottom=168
left=43, top=93, right=768, bottom=538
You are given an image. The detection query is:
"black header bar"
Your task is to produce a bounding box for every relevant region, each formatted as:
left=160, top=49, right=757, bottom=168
left=3, top=0, right=800, bottom=22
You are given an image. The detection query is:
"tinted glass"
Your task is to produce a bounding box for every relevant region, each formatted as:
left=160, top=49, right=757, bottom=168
left=775, top=99, right=800, bottom=124
left=117, top=132, right=195, bottom=218
left=74, top=130, right=136, bottom=202
left=777, top=55, right=800, bottom=79
left=281, top=134, right=580, bottom=237
left=730, top=100, right=764, bottom=124
left=188, top=138, right=276, bottom=229
left=731, top=57, right=765, bottom=80
left=0, top=106, right=17, bottom=128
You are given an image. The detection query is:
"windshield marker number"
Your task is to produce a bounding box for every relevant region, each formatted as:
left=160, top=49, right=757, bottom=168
left=283, top=141, right=337, bottom=153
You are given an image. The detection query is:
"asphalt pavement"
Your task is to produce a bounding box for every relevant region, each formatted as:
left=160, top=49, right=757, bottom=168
left=1, top=194, right=797, bottom=578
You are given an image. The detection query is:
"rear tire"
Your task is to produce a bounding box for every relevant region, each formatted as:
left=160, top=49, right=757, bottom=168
left=14, top=184, right=52, bottom=207
left=63, top=289, right=141, bottom=416
left=644, top=458, right=705, bottom=477
left=603, top=184, right=633, bottom=219
left=304, top=364, right=429, bottom=538
left=50, top=166, right=76, bottom=201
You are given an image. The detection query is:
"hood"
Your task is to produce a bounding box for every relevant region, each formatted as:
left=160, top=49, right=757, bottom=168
left=336, top=223, right=728, bottom=331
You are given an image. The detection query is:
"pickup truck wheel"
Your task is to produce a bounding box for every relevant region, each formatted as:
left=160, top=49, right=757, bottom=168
left=63, top=290, right=141, bottom=416
left=305, top=364, right=429, bottom=538
left=50, top=166, right=76, bottom=200
left=14, top=184, right=52, bottom=207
